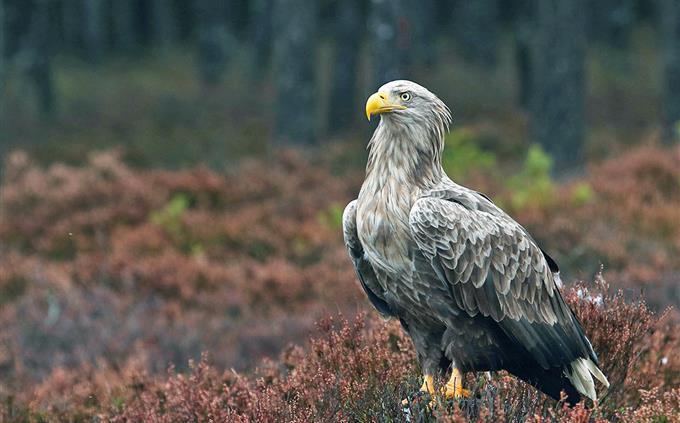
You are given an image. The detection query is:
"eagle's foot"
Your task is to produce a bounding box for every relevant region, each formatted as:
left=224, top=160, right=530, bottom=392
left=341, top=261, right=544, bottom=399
left=401, top=374, right=437, bottom=410
left=402, top=372, right=470, bottom=412
left=420, top=374, right=436, bottom=395
left=442, top=368, right=471, bottom=399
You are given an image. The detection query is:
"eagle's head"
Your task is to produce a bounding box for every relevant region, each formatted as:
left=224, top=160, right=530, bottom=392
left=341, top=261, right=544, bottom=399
left=365, top=80, right=452, bottom=164
left=366, top=80, right=451, bottom=129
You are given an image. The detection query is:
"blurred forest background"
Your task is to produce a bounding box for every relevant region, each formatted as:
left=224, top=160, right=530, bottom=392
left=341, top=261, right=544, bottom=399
left=0, top=0, right=679, bottom=421
left=0, top=0, right=679, bottom=168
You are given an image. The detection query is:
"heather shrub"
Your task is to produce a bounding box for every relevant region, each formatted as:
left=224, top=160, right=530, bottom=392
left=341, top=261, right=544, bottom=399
left=0, top=149, right=366, bottom=416
left=563, top=278, right=676, bottom=412
left=0, top=145, right=678, bottom=421
left=108, top=280, right=677, bottom=422
left=511, top=145, right=680, bottom=308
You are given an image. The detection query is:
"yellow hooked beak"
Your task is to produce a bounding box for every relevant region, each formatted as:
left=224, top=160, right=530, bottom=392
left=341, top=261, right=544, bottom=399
left=365, top=91, right=407, bottom=121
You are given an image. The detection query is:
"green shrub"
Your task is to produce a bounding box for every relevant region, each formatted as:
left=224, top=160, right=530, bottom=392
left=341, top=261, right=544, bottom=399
left=150, top=193, right=190, bottom=239
left=508, top=144, right=556, bottom=210
left=149, top=193, right=203, bottom=255
left=442, top=128, right=497, bottom=180
left=317, top=202, right=344, bottom=230
left=570, top=182, right=596, bottom=207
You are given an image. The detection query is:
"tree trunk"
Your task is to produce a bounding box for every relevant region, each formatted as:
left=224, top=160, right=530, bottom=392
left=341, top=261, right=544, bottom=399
left=0, top=0, right=5, bottom=104
left=250, top=0, right=273, bottom=74
left=407, top=0, right=438, bottom=69
left=327, top=0, right=362, bottom=134
left=27, top=0, right=55, bottom=117
left=0, top=0, right=5, bottom=181
left=588, top=0, right=635, bottom=49
left=111, top=0, right=137, bottom=52
left=196, top=0, right=235, bottom=85
left=369, top=0, right=407, bottom=87
left=149, top=0, right=177, bottom=48
left=452, top=0, right=499, bottom=67
left=514, top=0, right=535, bottom=111
left=82, top=0, right=105, bottom=63
left=662, top=0, right=680, bottom=144
left=61, top=0, right=82, bottom=52
left=272, top=0, right=317, bottom=145
left=530, top=0, right=586, bottom=172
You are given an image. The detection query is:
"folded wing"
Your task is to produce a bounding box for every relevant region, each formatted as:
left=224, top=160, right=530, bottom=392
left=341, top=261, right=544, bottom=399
left=409, top=195, right=600, bottom=374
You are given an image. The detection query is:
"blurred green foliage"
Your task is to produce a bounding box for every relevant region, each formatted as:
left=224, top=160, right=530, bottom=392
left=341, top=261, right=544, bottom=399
left=150, top=193, right=203, bottom=256
left=508, top=144, right=556, bottom=210
left=570, top=182, right=596, bottom=207
left=442, top=127, right=497, bottom=180
left=150, top=193, right=190, bottom=238
left=318, top=202, right=345, bottom=231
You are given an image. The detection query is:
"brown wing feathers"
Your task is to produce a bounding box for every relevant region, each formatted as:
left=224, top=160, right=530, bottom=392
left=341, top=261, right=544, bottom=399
left=409, top=196, right=597, bottom=370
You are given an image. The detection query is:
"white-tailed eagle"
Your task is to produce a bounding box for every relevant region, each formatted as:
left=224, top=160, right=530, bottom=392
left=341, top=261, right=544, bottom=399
left=342, top=80, right=609, bottom=404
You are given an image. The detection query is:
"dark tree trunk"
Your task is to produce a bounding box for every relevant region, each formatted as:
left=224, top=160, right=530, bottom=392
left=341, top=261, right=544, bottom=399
left=530, top=0, right=586, bottom=172
left=82, top=0, right=105, bottom=63
left=0, top=0, right=5, bottom=103
left=61, top=0, right=82, bottom=52
left=196, top=0, right=236, bottom=85
left=406, top=0, right=438, bottom=69
left=369, top=0, right=408, bottom=87
left=514, top=0, right=535, bottom=111
left=662, top=0, right=680, bottom=144
left=327, top=0, right=362, bottom=134
left=0, top=0, right=5, bottom=178
left=272, top=0, right=317, bottom=145
left=0, top=0, right=2, bottom=187
left=149, top=0, right=177, bottom=47
left=111, top=0, right=137, bottom=52
left=452, top=0, right=499, bottom=67
left=26, top=0, right=55, bottom=117
left=250, top=0, right=273, bottom=74
left=588, top=0, right=635, bottom=49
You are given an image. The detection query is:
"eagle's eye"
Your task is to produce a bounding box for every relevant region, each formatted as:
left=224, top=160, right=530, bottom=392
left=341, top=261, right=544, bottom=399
left=400, top=92, right=411, bottom=102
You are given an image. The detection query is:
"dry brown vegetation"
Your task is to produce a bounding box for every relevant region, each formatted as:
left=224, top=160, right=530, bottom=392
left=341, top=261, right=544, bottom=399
left=0, top=144, right=678, bottom=422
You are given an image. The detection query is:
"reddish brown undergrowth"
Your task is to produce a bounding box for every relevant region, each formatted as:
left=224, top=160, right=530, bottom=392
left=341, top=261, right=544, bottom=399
left=512, top=145, right=680, bottom=307
left=0, top=144, right=678, bottom=421
left=0, top=149, right=365, bottom=412
left=7, top=282, right=673, bottom=422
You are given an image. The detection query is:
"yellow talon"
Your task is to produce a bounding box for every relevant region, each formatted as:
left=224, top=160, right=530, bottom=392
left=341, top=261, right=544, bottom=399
left=443, top=368, right=471, bottom=399
left=402, top=372, right=469, bottom=410
left=420, top=374, right=436, bottom=395
left=401, top=374, right=437, bottom=409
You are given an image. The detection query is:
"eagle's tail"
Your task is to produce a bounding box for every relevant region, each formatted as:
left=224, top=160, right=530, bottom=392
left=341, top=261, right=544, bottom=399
left=565, top=358, right=610, bottom=401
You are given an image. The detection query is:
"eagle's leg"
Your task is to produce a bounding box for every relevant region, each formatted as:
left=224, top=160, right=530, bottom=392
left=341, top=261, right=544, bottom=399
left=401, top=374, right=436, bottom=409
left=399, top=319, right=447, bottom=408
left=419, top=374, right=436, bottom=395
left=442, top=367, right=471, bottom=398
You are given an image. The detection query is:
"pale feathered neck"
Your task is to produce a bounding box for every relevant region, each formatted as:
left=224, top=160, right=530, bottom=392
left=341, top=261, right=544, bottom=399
left=365, top=117, right=445, bottom=190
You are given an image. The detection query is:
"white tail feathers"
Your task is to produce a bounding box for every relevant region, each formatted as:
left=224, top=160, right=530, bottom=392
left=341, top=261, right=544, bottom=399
left=553, top=271, right=563, bottom=288
left=565, top=358, right=610, bottom=401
